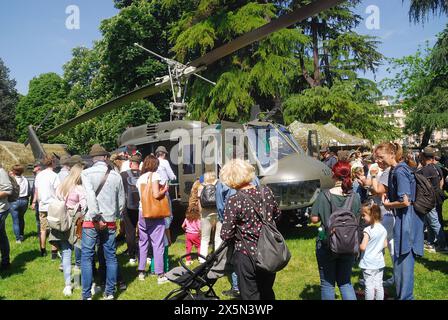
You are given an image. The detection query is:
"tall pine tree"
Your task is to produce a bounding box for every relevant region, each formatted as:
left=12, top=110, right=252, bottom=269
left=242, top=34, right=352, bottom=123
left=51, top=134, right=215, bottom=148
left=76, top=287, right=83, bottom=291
left=0, top=58, right=19, bottom=141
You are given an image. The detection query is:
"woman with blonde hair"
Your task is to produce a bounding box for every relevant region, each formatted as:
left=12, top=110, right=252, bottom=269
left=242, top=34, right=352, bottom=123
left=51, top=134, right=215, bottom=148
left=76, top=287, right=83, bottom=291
left=49, top=163, right=86, bottom=297
left=198, top=171, right=220, bottom=263
left=220, top=159, right=281, bottom=300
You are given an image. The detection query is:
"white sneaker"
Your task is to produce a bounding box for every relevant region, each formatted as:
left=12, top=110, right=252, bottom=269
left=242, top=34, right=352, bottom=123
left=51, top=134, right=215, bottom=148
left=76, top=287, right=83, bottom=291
left=146, top=258, right=151, bottom=266
left=157, top=275, right=169, bottom=285
left=103, top=294, right=114, bottom=300
left=63, top=285, right=72, bottom=297
left=128, top=258, right=137, bottom=266
left=91, top=283, right=102, bottom=296
left=138, top=272, right=146, bottom=281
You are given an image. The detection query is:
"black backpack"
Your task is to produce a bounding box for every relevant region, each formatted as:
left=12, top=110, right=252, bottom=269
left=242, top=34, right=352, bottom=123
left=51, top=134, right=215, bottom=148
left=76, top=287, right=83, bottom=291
left=238, top=187, right=291, bottom=273
left=200, top=183, right=216, bottom=208
left=125, top=170, right=140, bottom=210
left=413, top=170, right=437, bottom=215
left=324, top=191, right=359, bottom=255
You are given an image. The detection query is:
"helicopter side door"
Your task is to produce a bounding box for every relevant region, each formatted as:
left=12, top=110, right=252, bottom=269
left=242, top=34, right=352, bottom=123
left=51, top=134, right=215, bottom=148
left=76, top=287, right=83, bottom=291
left=177, top=133, right=203, bottom=203
left=220, top=121, right=248, bottom=166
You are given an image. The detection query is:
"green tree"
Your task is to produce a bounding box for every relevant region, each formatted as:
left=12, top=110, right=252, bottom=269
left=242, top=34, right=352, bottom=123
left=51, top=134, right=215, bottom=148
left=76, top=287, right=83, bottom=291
left=407, top=0, right=448, bottom=23
left=167, top=0, right=385, bottom=128
left=0, top=58, right=19, bottom=141
left=15, top=73, right=68, bottom=143
left=383, top=44, right=448, bottom=147
left=283, top=79, right=399, bottom=143
left=167, top=1, right=309, bottom=122
left=54, top=40, right=161, bottom=153
left=292, top=0, right=383, bottom=88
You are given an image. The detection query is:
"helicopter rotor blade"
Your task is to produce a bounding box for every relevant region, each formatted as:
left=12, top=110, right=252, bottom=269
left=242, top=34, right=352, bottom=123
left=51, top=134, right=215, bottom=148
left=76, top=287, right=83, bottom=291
left=189, top=0, right=343, bottom=68
left=42, top=79, right=170, bottom=137
left=42, top=0, right=342, bottom=137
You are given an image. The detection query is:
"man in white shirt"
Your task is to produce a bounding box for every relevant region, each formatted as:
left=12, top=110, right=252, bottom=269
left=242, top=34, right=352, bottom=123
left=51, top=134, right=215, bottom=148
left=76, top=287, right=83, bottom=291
left=155, top=146, right=176, bottom=184
left=32, top=156, right=60, bottom=258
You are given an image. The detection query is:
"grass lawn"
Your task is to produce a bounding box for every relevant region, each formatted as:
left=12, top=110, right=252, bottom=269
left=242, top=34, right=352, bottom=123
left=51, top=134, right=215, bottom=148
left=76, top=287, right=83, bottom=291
left=0, top=204, right=447, bottom=300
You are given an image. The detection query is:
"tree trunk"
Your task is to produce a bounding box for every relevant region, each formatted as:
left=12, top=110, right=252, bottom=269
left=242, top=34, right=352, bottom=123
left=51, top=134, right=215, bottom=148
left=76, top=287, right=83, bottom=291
left=311, top=17, right=321, bottom=87
left=299, top=48, right=316, bottom=87
left=321, top=19, right=332, bottom=87
left=420, top=128, right=432, bottom=148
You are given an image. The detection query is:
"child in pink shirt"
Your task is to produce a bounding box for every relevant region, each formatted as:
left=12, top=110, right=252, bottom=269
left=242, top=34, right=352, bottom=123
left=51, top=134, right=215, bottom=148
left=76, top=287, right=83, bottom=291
left=182, top=206, right=201, bottom=265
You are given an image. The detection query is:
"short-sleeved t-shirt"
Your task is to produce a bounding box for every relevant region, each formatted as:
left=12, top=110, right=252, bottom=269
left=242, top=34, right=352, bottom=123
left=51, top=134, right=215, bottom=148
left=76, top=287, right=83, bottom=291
left=136, top=171, right=161, bottom=210
left=311, top=190, right=361, bottom=228
left=34, top=168, right=60, bottom=212
left=359, top=223, right=387, bottom=270
left=378, top=167, right=390, bottom=188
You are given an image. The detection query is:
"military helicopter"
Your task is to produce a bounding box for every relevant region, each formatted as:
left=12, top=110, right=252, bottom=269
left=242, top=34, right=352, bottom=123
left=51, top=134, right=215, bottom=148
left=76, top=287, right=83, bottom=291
left=27, top=0, right=342, bottom=230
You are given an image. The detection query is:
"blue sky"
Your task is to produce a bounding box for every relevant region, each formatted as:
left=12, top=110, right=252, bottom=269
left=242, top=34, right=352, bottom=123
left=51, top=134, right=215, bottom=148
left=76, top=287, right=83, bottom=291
left=0, top=0, right=446, bottom=96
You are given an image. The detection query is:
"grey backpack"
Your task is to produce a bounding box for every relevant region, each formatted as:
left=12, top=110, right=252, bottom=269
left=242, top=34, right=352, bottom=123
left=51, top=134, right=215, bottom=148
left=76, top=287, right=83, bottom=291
left=238, top=187, right=291, bottom=273
left=323, top=191, right=359, bottom=255
left=47, top=196, right=72, bottom=232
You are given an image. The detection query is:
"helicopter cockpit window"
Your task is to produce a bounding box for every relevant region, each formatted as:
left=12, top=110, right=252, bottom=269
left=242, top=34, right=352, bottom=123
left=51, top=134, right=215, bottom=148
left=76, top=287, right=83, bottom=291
left=183, top=144, right=195, bottom=174
left=279, top=127, right=305, bottom=154
left=247, top=125, right=297, bottom=168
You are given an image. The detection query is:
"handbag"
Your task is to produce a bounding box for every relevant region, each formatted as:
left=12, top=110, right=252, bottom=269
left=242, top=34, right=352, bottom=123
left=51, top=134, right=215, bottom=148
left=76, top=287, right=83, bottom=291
left=141, top=172, right=170, bottom=219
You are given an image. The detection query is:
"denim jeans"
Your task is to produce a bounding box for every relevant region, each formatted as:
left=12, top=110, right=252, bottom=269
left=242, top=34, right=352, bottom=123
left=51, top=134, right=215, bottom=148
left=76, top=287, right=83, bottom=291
left=231, top=272, right=239, bottom=291
left=394, top=251, right=416, bottom=300
left=81, top=227, right=117, bottom=299
left=74, top=246, right=81, bottom=267
left=10, top=199, right=28, bottom=241
left=316, top=241, right=357, bottom=300
left=424, top=207, right=446, bottom=248
left=59, top=241, right=73, bottom=286
left=0, top=210, right=10, bottom=266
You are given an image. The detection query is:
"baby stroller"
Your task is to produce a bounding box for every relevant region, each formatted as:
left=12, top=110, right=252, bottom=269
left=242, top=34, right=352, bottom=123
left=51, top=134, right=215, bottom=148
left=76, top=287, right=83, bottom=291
left=163, top=241, right=232, bottom=300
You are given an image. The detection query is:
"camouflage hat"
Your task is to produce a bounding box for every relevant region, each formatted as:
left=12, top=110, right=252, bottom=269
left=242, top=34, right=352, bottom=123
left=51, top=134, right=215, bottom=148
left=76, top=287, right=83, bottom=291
left=68, top=155, right=85, bottom=166
left=89, top=144, right=109, bottom=157
left=130, top=154, right=142, bottom=163
left=422, top=146, right=436, bottom=157
left=60, top=155, right=71, bottom=166
left=155, top=146, right=168, bottom=155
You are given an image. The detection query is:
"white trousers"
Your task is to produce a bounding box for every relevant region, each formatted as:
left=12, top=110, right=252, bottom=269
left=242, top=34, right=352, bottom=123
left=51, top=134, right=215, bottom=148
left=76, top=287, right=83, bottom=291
left=363, top=268, right=384, bottom=300
left=199, top=212, right=222, bottom=263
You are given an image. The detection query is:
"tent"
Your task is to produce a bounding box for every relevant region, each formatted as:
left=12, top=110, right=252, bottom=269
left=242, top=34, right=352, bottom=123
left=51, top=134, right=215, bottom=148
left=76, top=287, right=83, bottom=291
left=0, top=141, right=68, bottom=174
left=288, top=121, right=371, bottom=151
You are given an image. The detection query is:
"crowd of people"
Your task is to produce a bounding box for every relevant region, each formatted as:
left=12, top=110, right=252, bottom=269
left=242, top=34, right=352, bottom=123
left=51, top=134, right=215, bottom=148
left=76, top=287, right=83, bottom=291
left=316, top=144, right=447, bottom=300
left=0, top=141, right=447, bottom=300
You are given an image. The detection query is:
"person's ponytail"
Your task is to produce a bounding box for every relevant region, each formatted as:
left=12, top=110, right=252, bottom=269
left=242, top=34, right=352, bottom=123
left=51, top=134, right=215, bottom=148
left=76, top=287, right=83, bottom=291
left=332, top=161, right=352, bottom=194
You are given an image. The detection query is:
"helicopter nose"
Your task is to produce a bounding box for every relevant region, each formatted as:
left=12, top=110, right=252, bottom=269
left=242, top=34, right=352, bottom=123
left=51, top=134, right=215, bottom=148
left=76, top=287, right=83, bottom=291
left=259, top=153, right=333, bottom=210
